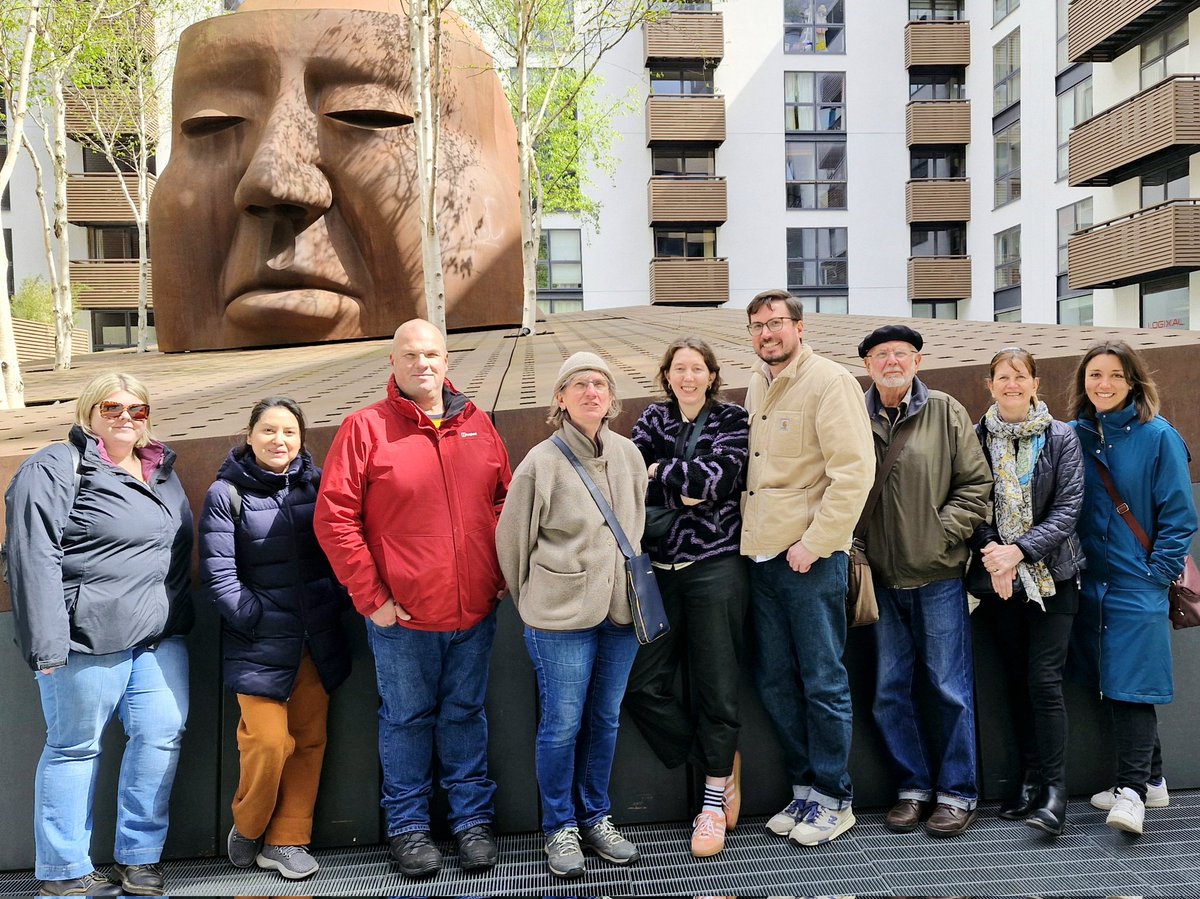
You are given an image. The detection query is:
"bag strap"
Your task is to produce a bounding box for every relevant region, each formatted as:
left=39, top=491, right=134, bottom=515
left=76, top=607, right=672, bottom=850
left=551, top=435, right=637, bottom=562
left=65, top=443, right=82, bottom=499
left=1091, top=458, right=1153, bottom=553
left=674, top=407, right=711, bottom=462
left=855, top=421, right=914, bottom=539
left=222, top=480, right=243, bottom=525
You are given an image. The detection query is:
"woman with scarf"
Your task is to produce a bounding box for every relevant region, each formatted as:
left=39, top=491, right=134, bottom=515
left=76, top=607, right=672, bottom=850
left=968, top=347, right=1084, bottom=836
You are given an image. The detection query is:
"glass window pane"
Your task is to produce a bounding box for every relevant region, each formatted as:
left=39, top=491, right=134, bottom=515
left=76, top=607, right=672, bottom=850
left=549, top=229, right=581, bottom=261
left=551, top=262, right=582, bottom=289
left=1142, top=277, right=1190, bottom=329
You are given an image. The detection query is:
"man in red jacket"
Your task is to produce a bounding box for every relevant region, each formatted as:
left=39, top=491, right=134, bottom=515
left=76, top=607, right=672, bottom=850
left=315, top=318, right=511, bottom=879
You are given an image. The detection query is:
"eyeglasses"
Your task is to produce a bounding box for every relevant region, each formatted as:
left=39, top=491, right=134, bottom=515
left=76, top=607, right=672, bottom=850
left=96, top=401, right=151, bottom=421
left=867, top=349, right=914, bottom=363
left=566, top=378, right=611, bottom=393
left=746, top=317, right=799, bottom=336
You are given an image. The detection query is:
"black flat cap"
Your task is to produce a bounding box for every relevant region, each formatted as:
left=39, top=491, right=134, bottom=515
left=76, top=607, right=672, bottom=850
left=858, top=324, right=924, bottom=358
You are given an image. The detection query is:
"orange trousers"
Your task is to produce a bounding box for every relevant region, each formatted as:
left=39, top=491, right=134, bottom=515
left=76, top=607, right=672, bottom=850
left=232, top=651, right=329, bottom=846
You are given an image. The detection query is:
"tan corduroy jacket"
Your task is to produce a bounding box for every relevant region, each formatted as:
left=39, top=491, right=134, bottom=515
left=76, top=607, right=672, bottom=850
left=740, top=343, right=875, bottom=559
left=496, top=420, right=648, bottom=630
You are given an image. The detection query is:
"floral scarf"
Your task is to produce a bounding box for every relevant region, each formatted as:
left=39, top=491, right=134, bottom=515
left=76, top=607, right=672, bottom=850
left=984, top=400, right=1055, bottom=609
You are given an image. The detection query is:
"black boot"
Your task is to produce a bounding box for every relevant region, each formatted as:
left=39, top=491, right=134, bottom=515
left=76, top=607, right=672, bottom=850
left=998, top=777, right=1040, bottom=819
left=1025, top=785, right=1068, bottom=836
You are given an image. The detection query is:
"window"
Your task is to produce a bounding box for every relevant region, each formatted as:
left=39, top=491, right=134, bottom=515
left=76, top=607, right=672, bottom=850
left=911, top=147, right=966, bottom=179
left=994, top=226, right=1020, bottom=289
left=910, top=225, right=965, bottom=256
left=785, top=72, right=845, bottom=132
left=654, top=228, right=716, bottom=258
left=652, top=147, right=715, bottom=177
left=1140, top=20, right=1188, bottom=90
left=650, top=65, right=714, bottom=95
left=994, top=120, right=1021, bottom=207
left=786, top=227, right=847, bottom=289
left=1141, top=159, right=1188, bottom=207
left=912, top=300, right=958, bottom=318
left=1056, top=0, right=1069, bottom=71
left=1057, top=198, right=1093, bottom=274
left=1056, top=78, right=1092, bottom=179
left=995, top=308, right=1022, bottom=322
left=993, top=29, right=1020, bottom=113
left=92, top=310, right=156, bottom=351
left=536, top=229, right=582, bottom=308
left=909, top=72, right=965, bottom=101
left=784, top=0, right=845, bottom=54
left=1141, top=274, right=1190, bottom=329
left=1058, top=294, right=1093, bottom=325
left=909, top=0, right=963, bottom=21
left=88, top=226, right=143, bottom=260
left=993, top=0, right=1018, bottom=24
left=785, top=139, right=847, bottom=209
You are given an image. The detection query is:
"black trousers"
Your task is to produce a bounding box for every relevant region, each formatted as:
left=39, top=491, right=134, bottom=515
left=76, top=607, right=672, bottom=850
left=979, top=579, right=1077, bottom=789
left=622, top=553, right=748, bottom=777
left=1110, top=699, right=1159, bottom=801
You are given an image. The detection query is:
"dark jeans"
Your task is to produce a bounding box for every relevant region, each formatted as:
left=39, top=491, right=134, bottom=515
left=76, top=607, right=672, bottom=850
left=1110, top=699, right=1159, bottom=801
left=978, top=579, right=1077, bottom=789
left=749, top=552, right=853, bottom=809
left=623, top=554, right=748, bottom=777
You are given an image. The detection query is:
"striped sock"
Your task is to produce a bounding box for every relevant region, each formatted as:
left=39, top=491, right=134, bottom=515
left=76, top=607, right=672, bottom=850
left=702, top=784, right=724, bottom=813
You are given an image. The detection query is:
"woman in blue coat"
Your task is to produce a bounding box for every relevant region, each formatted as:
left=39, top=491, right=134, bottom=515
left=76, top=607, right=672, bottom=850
left=199, top=397, right=350, bottom=880
left=1069, top=341, right=1197, bottom=836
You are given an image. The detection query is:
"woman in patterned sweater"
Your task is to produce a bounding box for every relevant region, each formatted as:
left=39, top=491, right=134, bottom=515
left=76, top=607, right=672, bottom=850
left=623, top=336, right=750, bottom=858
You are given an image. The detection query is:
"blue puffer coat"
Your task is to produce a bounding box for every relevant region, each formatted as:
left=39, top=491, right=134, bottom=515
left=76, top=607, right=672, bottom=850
left=1072, top=404, right=1198, bottom=704
left=199, top=447, right=351, bottom=700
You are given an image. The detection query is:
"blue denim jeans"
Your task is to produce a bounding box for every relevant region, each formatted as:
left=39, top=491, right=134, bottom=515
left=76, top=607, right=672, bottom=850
left=749, top=553, right=853, bottom=810
left=367, top=611, right=497, bottom=836
left=33, top=637, right=189, bottom=881
left=873, top=578, right=978, bottom=809
left=524, top=619, right=640, bottom=835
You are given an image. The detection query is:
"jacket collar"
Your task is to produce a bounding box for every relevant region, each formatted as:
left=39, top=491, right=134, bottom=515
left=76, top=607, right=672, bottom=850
left=386, top=375, right=471, bottom=426
left=70, top=424, right=174, bottom=481
left=558, top=419, right=610, bottom=459
left=218, top=446, right=313, bottom=493
left=1096, top=401, right=1140, bottom=432
left=866, top=377, right=929, bottom=425
left=759, top=342, right=813, bottom=384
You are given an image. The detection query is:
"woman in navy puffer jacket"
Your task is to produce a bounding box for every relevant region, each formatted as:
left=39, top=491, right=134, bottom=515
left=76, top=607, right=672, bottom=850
left=199, top=397, right=350, bottom=881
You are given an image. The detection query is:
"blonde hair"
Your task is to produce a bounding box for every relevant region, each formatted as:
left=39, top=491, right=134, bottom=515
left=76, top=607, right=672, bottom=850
left=74, top=372, right=155, bottom=447
left=546, top=371, right=622, bottom=429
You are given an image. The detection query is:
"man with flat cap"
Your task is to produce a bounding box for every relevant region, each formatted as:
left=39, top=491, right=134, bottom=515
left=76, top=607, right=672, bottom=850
left=857, top=324, right=991, bottom=838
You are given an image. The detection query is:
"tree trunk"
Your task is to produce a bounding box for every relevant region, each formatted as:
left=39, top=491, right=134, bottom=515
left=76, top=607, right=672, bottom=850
left=410, top=1, right=447, bottom=335
left=50, top=77, right=74, bottom=370
left=517, top=17, right=538, bottom=336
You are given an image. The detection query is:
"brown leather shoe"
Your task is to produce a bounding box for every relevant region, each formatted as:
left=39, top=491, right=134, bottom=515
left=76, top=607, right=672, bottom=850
left=925, top=803, right=977, bottom=837
left=885, top=799, right=932, bottom=833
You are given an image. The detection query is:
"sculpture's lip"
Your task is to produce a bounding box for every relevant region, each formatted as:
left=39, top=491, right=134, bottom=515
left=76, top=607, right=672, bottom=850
left=225, top=288, right=361, bottom=325
left=224, top=272, right=358, bottom=307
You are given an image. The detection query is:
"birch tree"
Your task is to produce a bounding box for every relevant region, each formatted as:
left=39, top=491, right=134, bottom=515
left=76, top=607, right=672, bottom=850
left=0, top=0, right=40, bottom=407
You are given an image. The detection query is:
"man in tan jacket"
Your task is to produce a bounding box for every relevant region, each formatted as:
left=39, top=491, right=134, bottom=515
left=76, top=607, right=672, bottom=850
left=740, top=289, right=875, bottom=847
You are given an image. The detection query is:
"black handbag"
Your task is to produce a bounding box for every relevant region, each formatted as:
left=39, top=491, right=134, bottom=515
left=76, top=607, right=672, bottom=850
left=643, top=408, right=710, bottom=541
left=551, top=436, right=670, bottom=645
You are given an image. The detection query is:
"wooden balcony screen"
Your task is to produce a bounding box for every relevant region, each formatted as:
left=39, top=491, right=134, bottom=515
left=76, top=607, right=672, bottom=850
left=70, top=260, right=154, bottom=309
left=906, top=179, right=971, bottom=223
left=906, top=100, right=971, bottom=147
left=644, top=12, right=724, bottom=62
left=649, top=257, right=730, bottom=304
left=648, top=176, right=727, bottom=224
left=646, top=95, right=727, bottom=145
left=904, top=21, right=970, bottom=68
left=1068, top=199, right=1200, bottom=289
left=907, top=256, right=972, bottom=300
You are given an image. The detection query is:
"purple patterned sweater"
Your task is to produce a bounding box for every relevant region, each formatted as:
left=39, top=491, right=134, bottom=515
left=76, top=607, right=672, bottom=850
left=630, top=400, right=749, bottom=564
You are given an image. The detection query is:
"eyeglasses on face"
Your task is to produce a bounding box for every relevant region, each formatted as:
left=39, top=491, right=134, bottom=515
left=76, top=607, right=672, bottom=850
left=867, top=349, right=914, bottom=363
left=566, top=377, right=611, bottom=393
left=96, top=401, right=151, bottom=421
left=746, top=317, right=799, bottom=336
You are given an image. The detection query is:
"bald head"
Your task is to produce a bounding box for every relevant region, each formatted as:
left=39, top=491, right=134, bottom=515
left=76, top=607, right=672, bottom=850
left=389, top=319, right=449, bottom=412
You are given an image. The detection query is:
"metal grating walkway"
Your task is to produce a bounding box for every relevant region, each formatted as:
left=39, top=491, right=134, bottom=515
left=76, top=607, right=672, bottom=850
left=3, top=792, right=1200, bottom=896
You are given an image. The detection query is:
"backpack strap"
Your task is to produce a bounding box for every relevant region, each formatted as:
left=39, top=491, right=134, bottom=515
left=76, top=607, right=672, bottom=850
left=65, top=442, right=81, bottom=499
left=223, top=480, right=243, bottom=525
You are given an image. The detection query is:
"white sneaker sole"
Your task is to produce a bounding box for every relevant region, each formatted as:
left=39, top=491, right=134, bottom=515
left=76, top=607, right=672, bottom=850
left=788, top=811, right=856, bottom=846
left=255, top=854, right=319, bottom=880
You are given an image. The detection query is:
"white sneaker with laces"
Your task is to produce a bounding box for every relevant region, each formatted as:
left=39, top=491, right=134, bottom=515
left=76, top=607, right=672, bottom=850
left=1106, top=787, right=1146, bottom=835
left=1091, top=777, right=1168, bottom=810
left=787, top=802, right=856, bottom=846
left=766, top=798, right=811, bottom=836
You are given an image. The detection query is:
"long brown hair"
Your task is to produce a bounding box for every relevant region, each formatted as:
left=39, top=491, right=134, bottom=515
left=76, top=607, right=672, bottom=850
left=1068, top=340, right=1161, bottom=423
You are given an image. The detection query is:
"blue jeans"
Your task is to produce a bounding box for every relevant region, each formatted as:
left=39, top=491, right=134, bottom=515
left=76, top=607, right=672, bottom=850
left=34, top=637, right=189, bottom=881
left=749, top=553, right=853, bottom=810
left=367, top=611, right=497, bottom=836
left=524, top=619, right=640, bottom=835
left=873, top=578, right=978, bottom=809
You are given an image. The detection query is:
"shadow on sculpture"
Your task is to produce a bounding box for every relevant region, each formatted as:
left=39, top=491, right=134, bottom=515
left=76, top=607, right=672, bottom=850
left=150, top=0, right=523, bottom=352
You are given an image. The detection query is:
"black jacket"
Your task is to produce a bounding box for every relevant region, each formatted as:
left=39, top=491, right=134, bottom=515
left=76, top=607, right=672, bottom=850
left=198, top=447, right=350, bottom=700
left=4, top=426, right=194, bottom=671
left=971, top=417, right=1086, bottom=588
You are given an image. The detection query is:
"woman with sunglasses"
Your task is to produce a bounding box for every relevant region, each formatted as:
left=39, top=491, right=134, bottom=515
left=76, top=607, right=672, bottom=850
left=198, top=397, right=350, bottom=881
left=4, top=373, right=194, bottom=897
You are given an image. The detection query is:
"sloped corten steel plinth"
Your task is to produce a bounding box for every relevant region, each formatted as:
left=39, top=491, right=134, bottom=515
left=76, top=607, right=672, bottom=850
left=150, top=0, right=523, bottom=352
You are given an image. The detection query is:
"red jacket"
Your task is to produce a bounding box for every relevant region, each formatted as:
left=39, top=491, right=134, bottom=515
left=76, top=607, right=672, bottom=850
left=314, top=377, right=511, bottom=631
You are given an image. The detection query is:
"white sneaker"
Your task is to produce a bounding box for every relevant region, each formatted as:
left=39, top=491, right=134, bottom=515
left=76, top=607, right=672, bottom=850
left=766, top=798, right=811, bottom=836
left=787, top=802, right=856, bottom=846
left=1106, top=787, right=1145, bottom=835
left=1091, top=777, right=1168, bottom=810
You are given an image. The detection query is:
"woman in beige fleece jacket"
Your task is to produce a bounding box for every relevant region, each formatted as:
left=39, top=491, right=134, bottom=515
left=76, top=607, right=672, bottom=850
left=495, top=352, right=647, bottom=881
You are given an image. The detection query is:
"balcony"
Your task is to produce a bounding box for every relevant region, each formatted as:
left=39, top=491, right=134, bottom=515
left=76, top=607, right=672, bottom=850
left=644, top=12, right=724, bottom=63
left=649, top=257, right=729, bottom=305
left=1069, top=75, right=1200, bottom=186
left=907, top=256, right=971, bottom=300
left=1067, top=0, right=1197, bottom=63
left=646, top=95, right=726, bottom=145
left=69, top=259, right=153, bottom=309
left=64, top=88, right=160, bottom=138
left=904, top=21, right=970, bottom=68
left=647, top=176, right=727, bottom=225
left=1068, top=199, right=1200, bottom=289
left=66, top=173, right=155, bottom=224
left=905, top=178, right=971, bottom=223
left=906, top=100, right=971, bottom=146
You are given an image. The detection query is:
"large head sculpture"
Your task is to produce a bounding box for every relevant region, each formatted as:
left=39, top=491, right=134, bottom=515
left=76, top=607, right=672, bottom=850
left=150, top=0, right=523, bottom=351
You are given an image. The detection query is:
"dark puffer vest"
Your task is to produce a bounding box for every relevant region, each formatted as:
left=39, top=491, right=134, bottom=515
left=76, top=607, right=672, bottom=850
left=198, top=447, right=350, bottom=700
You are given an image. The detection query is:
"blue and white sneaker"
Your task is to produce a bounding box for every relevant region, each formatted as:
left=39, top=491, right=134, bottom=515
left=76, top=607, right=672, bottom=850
left=788, top=801, right=856, bottom=846
left=766, top=798, right=812, bottom=836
